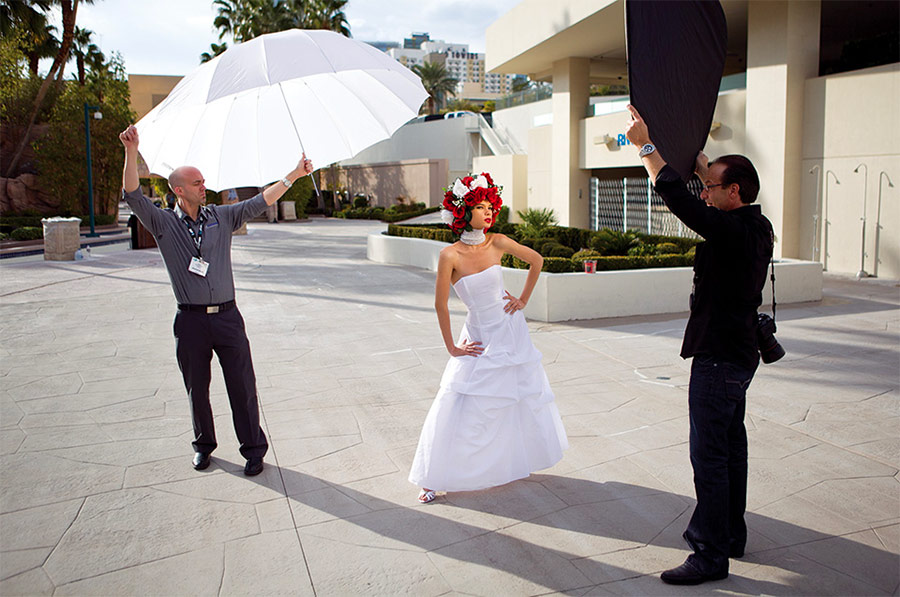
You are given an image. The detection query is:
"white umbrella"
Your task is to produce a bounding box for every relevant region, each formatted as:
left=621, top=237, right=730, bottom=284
left=135, top=29, right=428, bottom=190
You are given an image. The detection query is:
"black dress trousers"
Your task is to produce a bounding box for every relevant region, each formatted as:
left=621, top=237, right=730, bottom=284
left=173, top=306, right=268, bottom=459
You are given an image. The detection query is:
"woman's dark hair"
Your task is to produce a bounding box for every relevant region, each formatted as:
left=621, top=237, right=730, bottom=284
left=711, top=154, right=759, bottom=204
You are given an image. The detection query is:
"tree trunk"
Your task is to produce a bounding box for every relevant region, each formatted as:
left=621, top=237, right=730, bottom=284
left=4, top=0, right=79, bottom=179
left=77, top=55, right=85, bottom=85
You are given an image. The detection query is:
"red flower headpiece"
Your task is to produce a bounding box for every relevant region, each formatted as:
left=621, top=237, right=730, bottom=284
left=440, top=172, right=503, bottom=236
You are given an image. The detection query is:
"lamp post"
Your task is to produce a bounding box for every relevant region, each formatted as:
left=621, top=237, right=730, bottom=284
left=809, top=165, right=821, bottom=262
left=83, top=103, right=103, bottom=237
left=853, top=163, right=869, bottom=278
left=823, top=170, right=840, bottom=272
left=874, top=171, right=894, bottom=278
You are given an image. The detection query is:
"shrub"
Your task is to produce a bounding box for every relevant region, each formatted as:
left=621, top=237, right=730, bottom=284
left=589, top=228, right=640, bottom=255
left=642, top=234, right=701, bottom=253
left=516, top=207, right=558, bottom=238
left=546, top=225, right=593, bottom=251
left=543, top=256, right=578, bottom=272
left=571, top=249, right=604, bottom=266
left=656, top=242, right=680, bottom=254
left=543, top=242, right=575, bottom=258
left=496, top=205, right=509, bottom=225
left=0, top=232, right=8, bottom=241
left=10, top=226, right=43, bottom=241
left=353, top=195, right=369, bottom=208
left=627, top=242, right=656, bottom=257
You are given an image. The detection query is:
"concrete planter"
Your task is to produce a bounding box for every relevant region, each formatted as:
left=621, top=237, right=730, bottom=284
left=367, top=232, right=823, bottom=322
left=41, top=217, right=81, bottom=261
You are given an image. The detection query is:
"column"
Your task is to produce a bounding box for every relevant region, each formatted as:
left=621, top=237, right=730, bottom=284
left=745, top=0, right=820, bottom=258
left=551, top=57, right=591, bottom=229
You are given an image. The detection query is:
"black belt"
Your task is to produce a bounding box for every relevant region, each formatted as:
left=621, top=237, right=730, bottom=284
left=177, top=300, right=235, bottom=314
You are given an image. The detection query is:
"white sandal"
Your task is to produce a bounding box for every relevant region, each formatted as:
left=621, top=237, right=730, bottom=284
left=418, top=489, right=436, bottom=504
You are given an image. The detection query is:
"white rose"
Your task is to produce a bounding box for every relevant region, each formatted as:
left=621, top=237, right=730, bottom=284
left=440, top=209, right=455, bottom=224
left=471, top=175, right=488, bottom=189
left=452, top=178, right=468, bottom=199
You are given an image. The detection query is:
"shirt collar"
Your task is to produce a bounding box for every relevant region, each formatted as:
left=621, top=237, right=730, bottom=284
left=175, top=203, right=209, bottom=224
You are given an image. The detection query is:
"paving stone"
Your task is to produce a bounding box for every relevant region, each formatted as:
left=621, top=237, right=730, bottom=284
left=299, top=531, right=450, bottom=595
left=0, top=428, right=25, bottom=455
left=221, top=530, right=313, bottom=596
left=430, top=529, right=593, bottom=595
left=0, top=567, right=55, bottom=596
left=43, top=488, right=258, bottom=585
left=0, top=453, right=122, bottom=512
left=52, top=547, right=224, bottom=596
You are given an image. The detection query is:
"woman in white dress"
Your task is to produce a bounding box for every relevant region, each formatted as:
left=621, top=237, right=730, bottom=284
left=409, top=173, right=568, bottom=503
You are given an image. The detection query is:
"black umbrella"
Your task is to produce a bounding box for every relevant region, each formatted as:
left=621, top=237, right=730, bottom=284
left=626, top=0, right=728, bottom=181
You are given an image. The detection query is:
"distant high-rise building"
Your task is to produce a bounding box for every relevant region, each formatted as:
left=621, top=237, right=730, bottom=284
left=404, top=32, right=431, bottom=49
left=365, top=40, right=400, bottom=52
left=385, top=33, right=521, bottom=105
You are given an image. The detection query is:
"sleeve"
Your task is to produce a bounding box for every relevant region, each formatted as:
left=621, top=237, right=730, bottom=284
left=653, top=165, right=740, bottom=242
left=214, top=193, right=269, bottom=232
left=122, top=187, right=166, bottom=235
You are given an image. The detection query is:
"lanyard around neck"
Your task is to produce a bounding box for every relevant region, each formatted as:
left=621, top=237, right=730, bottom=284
left=181, top=214, right=205, bottom=256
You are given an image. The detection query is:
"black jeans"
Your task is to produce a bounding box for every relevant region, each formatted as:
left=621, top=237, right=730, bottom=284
left=684, top=354, right=756, bottom=573
left=173, top=307, right=268, bottom=460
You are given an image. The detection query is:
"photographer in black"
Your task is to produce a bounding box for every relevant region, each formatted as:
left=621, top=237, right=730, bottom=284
left=625, top=105, right=775, bottom=585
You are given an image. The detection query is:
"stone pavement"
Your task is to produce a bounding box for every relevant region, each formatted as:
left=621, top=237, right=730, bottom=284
left=0, top=219, right=897, bottom=596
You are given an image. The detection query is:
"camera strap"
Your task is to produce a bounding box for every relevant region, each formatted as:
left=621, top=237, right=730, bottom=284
left=769, top=258, right=777, bottom=321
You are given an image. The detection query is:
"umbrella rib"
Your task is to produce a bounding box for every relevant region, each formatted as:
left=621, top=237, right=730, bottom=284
left=328, top=70, right=396, bottom=138
left=294, top=78, right=355, bottom=159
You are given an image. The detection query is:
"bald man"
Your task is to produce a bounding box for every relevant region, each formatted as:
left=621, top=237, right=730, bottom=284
left=119, top=125, right=313, bottom=476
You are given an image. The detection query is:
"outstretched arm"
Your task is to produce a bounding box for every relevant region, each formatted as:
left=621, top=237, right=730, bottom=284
left=261, top=155, right=314, bottom=206
left=493, top=234, right=542, bottom=313
left=624, top=104, right=667, bottom=184
left=119, top=125, right=141, bottom=193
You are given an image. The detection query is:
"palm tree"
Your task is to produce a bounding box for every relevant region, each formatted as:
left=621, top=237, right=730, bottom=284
left=0, top=0, right=57, bottom=76
left=200, top=42, right=228, bottom=63
left=212, top=0, right=351, bottom=48
left=5, top=0, right=95, bottom=178
left=412, top=61, right=457, bottom=114
left=68, top=26, right=103, bottom=84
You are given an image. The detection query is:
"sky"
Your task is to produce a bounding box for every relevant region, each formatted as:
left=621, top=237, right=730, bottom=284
left=61, top=0, right=523, bottom=77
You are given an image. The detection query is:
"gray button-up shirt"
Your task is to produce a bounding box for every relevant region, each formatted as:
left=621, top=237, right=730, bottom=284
left=123, top=188, right=269, bottom=305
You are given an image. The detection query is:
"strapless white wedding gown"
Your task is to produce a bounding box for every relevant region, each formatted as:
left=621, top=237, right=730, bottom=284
left=409, top=264, right=568, bottom=492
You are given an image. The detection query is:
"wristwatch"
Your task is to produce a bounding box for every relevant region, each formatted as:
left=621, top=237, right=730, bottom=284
left=281, top=177, right=293, bottom=188
left=638, top=143, right=656, bottom=158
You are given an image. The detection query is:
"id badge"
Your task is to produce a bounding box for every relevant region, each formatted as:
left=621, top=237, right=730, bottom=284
left=188, top=256, right=209, bottom=277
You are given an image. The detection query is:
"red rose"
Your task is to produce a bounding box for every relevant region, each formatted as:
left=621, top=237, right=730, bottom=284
left=451, top=203, right=466, bottom=218
left=482, top=172, right=494, bottom=187
left=461, top=176, right=474, bottom=187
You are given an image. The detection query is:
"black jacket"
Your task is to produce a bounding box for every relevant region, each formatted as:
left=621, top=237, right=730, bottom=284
left=654, top=165, right=774, bottom=370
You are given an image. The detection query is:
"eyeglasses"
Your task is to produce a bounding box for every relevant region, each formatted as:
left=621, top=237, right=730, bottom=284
left=703, top=183, right=725, bottom=192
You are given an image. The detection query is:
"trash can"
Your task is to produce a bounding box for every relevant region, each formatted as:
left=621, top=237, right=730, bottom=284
left=127, top=214, right=157, bottom=249
left=41, top=217, right=81, bottom=261
left=279, top=201, right=297, bottom=221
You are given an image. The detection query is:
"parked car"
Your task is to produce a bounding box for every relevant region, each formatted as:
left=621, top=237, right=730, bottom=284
left=444, top=110, right=477, bottom=119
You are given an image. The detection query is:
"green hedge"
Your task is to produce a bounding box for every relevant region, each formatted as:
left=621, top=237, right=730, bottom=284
left=387, top=224, right=696, bottom=272
left=386, top=223, right=455, bottom=243
left=335, top=206, right=439, bottom=222
left=10, top=226, right=43, bottom=241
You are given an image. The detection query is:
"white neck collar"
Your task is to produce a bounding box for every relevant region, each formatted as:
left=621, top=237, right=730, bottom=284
left=459, top=229, right=486, bottom=245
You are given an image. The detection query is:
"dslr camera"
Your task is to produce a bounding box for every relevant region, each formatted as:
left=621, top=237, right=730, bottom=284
left=756, top=313, right=785, bottom=364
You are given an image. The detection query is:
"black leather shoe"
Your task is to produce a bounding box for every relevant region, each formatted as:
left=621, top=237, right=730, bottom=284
left=192, top=452, right=211, bottom=470
left=730, top=547, right=745, bottom=559
left=660, top=560, right=728, bottom=585
left=244, top=457, right=264, bottom=476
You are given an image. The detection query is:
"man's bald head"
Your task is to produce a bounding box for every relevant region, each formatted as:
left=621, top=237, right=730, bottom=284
left=168, top=166, right=203, bottom=197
